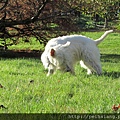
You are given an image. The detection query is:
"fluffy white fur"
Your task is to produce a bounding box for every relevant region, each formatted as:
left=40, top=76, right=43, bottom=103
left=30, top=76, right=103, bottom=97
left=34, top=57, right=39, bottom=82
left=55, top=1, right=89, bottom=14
left=41, top=30, right=113, bottom=76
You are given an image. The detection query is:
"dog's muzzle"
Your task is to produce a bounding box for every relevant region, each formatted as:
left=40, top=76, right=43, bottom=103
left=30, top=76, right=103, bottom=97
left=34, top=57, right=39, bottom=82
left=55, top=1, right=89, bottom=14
left=66, top=65, right=71, bottom=72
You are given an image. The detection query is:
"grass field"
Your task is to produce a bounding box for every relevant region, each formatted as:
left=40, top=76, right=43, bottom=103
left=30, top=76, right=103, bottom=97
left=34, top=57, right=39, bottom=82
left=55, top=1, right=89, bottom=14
left=0, top=31, right=120, bottom=113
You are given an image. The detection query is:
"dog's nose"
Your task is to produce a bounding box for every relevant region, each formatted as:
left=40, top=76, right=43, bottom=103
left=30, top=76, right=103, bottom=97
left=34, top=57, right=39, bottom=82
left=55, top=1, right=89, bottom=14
left=66, top=66, right=71, bottom=72
left=66, top=69, right=71, bottom=72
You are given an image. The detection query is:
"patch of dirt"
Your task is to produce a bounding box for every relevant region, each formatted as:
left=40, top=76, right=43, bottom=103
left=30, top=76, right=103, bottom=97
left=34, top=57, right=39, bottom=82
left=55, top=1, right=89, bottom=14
left=0, top=50, right=42, bottom=59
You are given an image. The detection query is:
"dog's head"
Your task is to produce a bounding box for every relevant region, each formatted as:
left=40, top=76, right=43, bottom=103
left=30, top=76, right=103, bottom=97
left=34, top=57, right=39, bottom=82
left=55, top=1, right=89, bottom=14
left=48, top=48, right=64, bottom=69
left=47, top=42, right=70, bottom=70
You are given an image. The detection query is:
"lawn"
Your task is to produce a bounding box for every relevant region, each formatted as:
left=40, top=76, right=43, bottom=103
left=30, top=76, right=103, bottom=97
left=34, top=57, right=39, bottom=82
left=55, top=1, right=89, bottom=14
left=0, top=31, right=120, bottom=113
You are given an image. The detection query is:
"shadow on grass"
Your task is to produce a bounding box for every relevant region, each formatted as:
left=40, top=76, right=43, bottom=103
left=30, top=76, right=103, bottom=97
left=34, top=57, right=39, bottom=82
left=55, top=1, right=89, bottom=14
left=101, top=54, right=120, bottom=63
left=0, top=50, right=42, bottom=59
left=103, top=71, right=120, bottom=79
left=0, top=51, right=119, bottom=60
left=0, top=50, right=120, bottom=79
left=101, top=54, right=120, bottom=79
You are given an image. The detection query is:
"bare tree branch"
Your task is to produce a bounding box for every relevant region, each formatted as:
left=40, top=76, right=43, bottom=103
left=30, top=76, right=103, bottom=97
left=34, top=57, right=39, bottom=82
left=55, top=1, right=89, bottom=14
left=0, top=0, right=8, bottom=10
left=0, top=0, right=118, bottom=49
left=0, top=0, right=49, bottom=27
left=31, top=0, right=49, bottom=22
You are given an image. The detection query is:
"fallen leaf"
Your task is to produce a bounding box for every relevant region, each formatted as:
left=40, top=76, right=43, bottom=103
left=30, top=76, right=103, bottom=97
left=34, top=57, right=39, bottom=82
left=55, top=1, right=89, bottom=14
left=118, top=104, right=120, bottom=109
left=0, top=105, right=7, bottom=109
left=30, top=80, right=34, bottom=83
left=58, top=80, right=61, bottom=83
left=0, top=84, right=4, bottom=88
left=112, top=105, right=119, bottom=111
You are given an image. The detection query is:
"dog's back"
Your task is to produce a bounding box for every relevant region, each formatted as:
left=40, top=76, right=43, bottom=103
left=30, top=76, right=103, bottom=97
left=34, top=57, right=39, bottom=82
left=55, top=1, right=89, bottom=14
left=46, top=35, right=94, bottom=49
left=46, top=30, right=113, bottom=49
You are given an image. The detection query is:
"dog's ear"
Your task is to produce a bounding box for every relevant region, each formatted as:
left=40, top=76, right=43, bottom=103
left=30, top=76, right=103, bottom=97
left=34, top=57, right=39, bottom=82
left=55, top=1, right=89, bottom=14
left=50, top=49, right=55, bottom=57
left=62, top=41, right=70, bottom=48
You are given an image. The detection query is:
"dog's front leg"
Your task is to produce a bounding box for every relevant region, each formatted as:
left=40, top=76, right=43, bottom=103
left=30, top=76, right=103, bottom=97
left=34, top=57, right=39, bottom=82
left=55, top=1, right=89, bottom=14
left=47, top=64, right=55, bottom=76
left=47, top=69, right=54, bottom=76
left=66, top=64, right=75, bottom=75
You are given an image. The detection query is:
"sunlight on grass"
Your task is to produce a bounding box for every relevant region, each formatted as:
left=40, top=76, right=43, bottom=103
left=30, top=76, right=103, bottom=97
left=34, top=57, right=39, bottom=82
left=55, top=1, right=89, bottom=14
left=0, top=31, right=120, bottom=113
left=0, top=58, right=119, bottom=113
left=8, top=37, right=45, bottom=51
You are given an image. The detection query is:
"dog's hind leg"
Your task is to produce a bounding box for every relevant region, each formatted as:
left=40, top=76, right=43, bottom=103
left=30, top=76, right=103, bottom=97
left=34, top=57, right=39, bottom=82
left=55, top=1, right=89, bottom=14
left=66, top=63, right=75, bottom=75
left=82, top=54, right=102, bottom=75
left=80, top=60, right=93, bottom=75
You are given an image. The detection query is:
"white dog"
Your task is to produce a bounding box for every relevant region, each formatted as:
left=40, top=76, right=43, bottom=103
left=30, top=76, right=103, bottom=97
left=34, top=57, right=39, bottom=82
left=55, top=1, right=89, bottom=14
left=41, top=30, right=113, bottom=76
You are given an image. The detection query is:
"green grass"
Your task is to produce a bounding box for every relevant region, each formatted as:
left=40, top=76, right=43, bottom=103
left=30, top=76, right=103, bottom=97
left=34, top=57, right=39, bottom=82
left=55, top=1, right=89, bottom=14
left=0, top=31, right=120, bottom=113
left=8, top=37, right=45, bottom=51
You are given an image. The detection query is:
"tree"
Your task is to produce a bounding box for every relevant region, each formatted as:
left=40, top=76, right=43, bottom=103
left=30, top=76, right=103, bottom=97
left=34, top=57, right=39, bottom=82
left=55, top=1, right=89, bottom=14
left=0, top=0, right=80, bottom=49
left=0, top=0, right=119, bottom=49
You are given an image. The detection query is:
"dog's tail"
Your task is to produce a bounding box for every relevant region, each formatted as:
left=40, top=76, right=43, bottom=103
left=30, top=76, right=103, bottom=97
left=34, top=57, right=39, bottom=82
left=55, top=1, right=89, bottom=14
left=95, top=30, right=113, bottom=45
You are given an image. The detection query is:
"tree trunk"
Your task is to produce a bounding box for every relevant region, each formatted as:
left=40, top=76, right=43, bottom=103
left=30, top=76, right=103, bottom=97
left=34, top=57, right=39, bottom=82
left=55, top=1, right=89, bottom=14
left=104, top=16, right=108, bottom=28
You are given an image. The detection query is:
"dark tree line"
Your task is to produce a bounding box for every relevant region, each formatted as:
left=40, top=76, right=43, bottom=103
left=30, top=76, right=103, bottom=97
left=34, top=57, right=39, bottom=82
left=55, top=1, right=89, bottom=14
left=0, top=0, right=119, bottom=49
